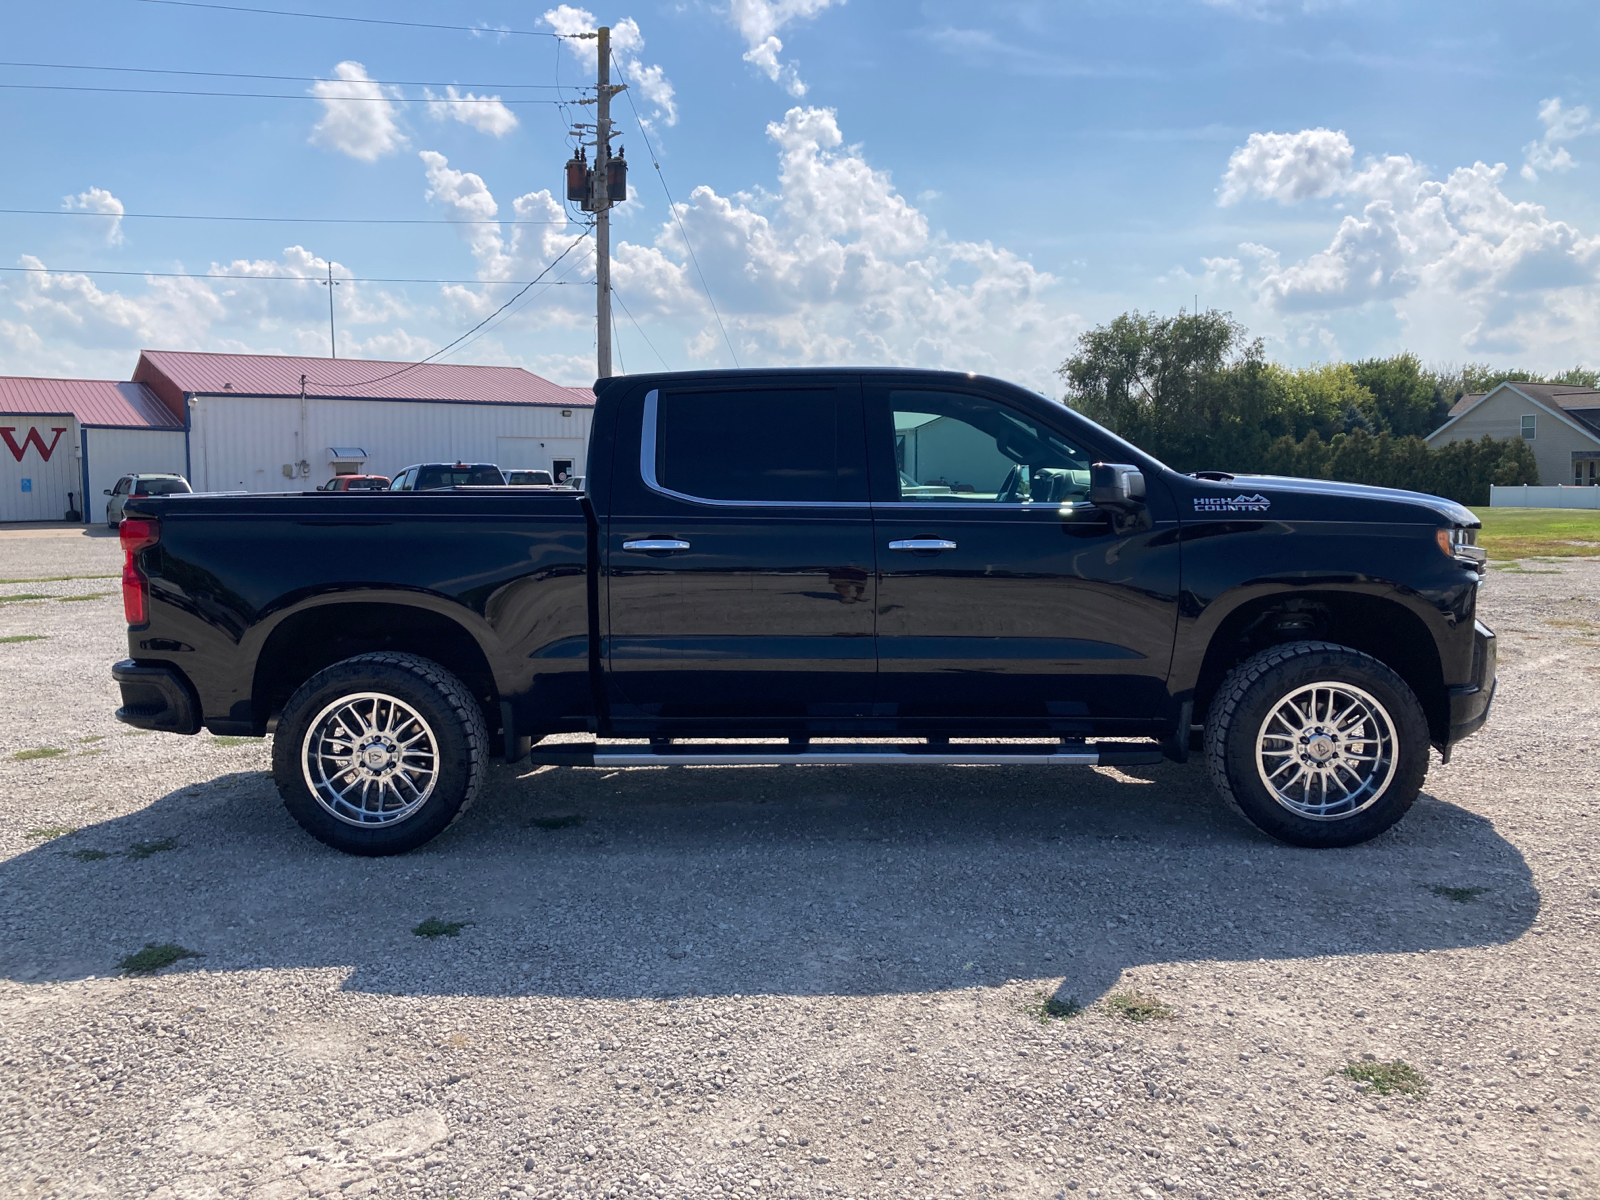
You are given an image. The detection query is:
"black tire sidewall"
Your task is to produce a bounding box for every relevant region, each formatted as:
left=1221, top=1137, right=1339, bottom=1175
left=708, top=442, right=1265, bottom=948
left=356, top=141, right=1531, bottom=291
left=1215, top=647, right=1429, bottom=848
left=271, top=658, right=479, bottom=856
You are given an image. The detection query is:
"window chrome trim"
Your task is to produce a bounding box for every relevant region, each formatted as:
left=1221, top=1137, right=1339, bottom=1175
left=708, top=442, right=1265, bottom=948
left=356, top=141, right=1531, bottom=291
left=639, top=388, right=870, bottom=510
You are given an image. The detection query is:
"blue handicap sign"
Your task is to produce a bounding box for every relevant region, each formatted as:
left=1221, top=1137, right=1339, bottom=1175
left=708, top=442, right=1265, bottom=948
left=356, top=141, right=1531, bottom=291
left=19, top=478, right=31, bottom=493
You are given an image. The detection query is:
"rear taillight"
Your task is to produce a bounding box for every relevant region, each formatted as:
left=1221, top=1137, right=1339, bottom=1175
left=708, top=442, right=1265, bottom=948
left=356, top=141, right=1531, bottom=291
left=120, top=517, right=160, bottom=626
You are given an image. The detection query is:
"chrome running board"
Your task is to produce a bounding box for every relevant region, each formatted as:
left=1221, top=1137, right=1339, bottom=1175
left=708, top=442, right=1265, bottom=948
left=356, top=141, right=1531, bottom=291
left=525, top=741, right=1164, bottom=769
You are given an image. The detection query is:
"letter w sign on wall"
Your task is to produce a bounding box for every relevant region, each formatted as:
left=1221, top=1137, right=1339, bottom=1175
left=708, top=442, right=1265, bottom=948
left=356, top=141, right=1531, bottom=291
left=1, top=426, right=68, bottom=462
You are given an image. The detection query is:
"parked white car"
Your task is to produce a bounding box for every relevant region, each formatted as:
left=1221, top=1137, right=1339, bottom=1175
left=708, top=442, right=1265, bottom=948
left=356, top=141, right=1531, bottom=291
left=106, top=473, right=191, bottom=527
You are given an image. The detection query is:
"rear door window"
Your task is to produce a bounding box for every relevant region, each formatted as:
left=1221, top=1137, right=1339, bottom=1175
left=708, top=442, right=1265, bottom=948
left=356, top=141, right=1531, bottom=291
left=136, top=478, right=190, bottom=496
left=650, top=387, right=867, bottom=503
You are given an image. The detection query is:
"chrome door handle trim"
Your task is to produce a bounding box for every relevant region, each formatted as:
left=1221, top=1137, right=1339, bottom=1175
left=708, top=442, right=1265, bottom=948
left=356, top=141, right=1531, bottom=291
left=888, top=539, right=957, bottom=552
left=622, top=539, right=691, bottom=552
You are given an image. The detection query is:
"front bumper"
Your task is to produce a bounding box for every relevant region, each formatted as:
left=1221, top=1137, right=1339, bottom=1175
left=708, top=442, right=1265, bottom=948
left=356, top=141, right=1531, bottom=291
left=1444, top=620, right=1496, bottom=753
left=112, top=660, right=201, bottom=735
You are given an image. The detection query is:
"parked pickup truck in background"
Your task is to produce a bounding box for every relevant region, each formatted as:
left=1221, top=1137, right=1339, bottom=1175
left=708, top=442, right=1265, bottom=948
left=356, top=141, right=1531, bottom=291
left=110, top=368, right=1494, bottom=855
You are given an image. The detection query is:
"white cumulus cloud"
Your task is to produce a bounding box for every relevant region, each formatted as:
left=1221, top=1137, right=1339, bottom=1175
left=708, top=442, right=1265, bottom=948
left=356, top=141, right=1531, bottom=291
left=543, top=7, right=677, bottom=126
left=425, top=87, right=518, bottom=137
left=728, top=0, right=843, bottom=97
left=1521, top=97, right=1597, bottom=182
left=310, top=61, right=405, bottom=162
left=62, top=187, right=126, bottom=246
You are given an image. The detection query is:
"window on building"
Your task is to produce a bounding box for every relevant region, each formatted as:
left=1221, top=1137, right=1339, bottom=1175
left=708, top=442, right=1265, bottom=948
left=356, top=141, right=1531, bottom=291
left=1522, top=414, right=1537, bottom=439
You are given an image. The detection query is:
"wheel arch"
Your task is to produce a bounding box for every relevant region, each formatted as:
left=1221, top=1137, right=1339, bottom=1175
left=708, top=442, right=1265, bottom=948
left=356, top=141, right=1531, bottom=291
left=1187, top=587, right=1449, bottom=746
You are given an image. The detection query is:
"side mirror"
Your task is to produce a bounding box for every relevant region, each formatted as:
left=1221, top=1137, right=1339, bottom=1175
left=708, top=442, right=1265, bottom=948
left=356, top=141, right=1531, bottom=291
left=1089, top=462, right=1146, bottom=509
left=103, top=489, right=112, bottom=495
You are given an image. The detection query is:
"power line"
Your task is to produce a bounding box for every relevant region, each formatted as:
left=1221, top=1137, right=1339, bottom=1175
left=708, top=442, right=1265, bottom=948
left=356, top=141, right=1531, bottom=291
left=0, top=82, right=562, bottom=103
left=130, top=0, right=562, bottom=38
left=611, top=285, right=670, bottom=370
left=438, top=243, right=591, bottom=364
left=311, top=230, right=593, bottom=389
left=0, top=60, right=573, bottom=89
left=0, top=265, right=590, bottom=285
left=1, top=208, right=568, bottom=226
left=611, top=51, right=739, bottom=368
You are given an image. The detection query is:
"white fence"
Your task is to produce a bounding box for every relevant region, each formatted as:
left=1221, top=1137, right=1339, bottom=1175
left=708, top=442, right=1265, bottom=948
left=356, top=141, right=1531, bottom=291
left=1490, top=485, right=1600, bottom=509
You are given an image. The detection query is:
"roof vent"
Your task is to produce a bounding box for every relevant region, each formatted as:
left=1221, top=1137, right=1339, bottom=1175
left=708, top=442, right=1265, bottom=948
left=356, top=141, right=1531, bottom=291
left=222, top=382, right=233, bottom=390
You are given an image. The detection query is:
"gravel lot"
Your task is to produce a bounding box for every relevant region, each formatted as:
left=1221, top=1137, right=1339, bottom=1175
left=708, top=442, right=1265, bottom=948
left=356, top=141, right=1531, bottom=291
left=0, top=528, right=1596, bottom=1200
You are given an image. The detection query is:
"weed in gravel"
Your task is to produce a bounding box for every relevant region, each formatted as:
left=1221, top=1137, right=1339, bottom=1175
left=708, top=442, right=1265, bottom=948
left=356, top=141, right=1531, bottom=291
left=1339, top=1059, right=1429, bottom=1096
left=13, top=747, right=66, bottom=761
left=529, top=813, right=585, bottom=830
left=121, top=729, right=154, bottom=737
left=413, top=918, right=472, bottom=939
left=77, top=735, right=104, bottom=744
left=66, top=848, right=111, bottom=861
left=24, top=825, right=77, bottom=840
left=126, top=837, right=178, bottom=860
left=57, top=592, right=114, bottom=603
left=208, top=735, right=255, bottom=748
left=0, top=634, right=46, bottom=644
left=1430, top=885, right=1490, bottom=903
left=118, top=943, right=203, bottom=975
left=1022, top=992, right=1083, bottom=1024
left=1105, top=990, right=1173, bottom=1022
left=0, top=593, right=50, bottom=604
left=0, top=574, right=117, bottom=584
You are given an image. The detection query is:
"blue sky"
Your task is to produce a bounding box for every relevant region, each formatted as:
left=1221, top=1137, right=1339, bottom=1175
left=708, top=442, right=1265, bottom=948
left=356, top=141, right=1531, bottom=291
left=2, top=0, right=1597, bottom=390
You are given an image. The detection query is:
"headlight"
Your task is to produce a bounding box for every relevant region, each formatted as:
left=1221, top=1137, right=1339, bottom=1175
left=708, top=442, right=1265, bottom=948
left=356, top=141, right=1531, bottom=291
left=1436, top=527, right=1487, bottom=567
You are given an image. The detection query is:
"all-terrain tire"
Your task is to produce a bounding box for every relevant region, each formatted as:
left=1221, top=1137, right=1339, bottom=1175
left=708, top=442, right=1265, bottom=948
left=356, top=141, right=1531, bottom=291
left=1204, top=640, right=1429, bottom=848
left=271, top=652, right=488, bottom=856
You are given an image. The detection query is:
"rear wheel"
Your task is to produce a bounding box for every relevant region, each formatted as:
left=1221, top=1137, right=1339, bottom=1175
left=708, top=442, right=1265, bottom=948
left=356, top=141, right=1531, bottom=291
left=1204, top=641, right=1429, bottom=847
left=271, top=652, right=488, bottom=855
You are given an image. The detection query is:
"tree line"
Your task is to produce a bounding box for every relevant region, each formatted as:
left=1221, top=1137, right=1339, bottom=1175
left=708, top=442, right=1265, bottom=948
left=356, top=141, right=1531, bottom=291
left=1056, top=310, right=1591, bottom=505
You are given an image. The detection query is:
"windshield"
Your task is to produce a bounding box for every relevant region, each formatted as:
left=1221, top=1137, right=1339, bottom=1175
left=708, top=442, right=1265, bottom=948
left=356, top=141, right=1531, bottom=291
left=414, top=465, right=505, bottom=490
left=133, top=478, right=190, bottom=496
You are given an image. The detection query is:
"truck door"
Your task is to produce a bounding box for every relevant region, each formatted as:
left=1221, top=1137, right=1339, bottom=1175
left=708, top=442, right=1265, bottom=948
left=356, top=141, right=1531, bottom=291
left=604, top=377, right=875, bottom=730
left=865, top=380, right=1180, bottom=734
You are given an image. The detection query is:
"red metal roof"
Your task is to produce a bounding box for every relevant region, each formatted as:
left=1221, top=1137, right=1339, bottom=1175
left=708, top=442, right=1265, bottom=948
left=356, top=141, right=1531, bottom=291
left=135, top=349, right=596, bottom=408
left=0, top=377, right=183, bottom=429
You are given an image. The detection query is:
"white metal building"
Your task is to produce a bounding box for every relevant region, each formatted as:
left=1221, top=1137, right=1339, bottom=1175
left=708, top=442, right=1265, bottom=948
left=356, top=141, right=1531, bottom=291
left=0, top=377, right=185, bottom=523
left=133, top=350, right=595, bottom=494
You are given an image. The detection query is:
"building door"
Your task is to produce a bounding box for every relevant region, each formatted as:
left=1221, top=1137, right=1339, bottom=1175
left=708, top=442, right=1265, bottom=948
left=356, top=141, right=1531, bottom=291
left=864, top=381, right=1180, bottom=734
left=603, top=378, right=874, bottom=730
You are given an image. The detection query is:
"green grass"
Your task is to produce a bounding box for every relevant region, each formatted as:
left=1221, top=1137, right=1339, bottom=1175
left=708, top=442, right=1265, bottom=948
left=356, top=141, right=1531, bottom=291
left=0, top=634, right=46, bottom=644
left=25, top=825, right=77, bottom=841
left=126, top=837, right=178, bottom=860
left=117, top=942, right=203, bottom=975
left=413, top=917, right=472, bottom=939
left=1430, top=884, right=1490, bottom=903
left=13, top=747, right=66, bottom=762
left=0, top=574, right=117, bottom=584
left=66, top=848, right=111, bottom=861
left=1104, top=990, right=1174, bottom=1022
left=1022, top=992, right=1083, bottom=1024
left=77, top=735, right=104, bottom=744
left=1471, top=507, right=1600, bottom=561
left=1339, top=1059, right=1428, bottom=1096
left=56, top=592, right=114, bottom=603
left=0, top=593, right=50, bottom=604
left=208, top=735, right=256, bottom=748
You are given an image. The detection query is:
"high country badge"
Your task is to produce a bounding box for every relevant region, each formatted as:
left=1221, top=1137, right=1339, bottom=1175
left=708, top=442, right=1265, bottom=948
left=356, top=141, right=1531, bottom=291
left=1194, top=493, right=1271, bottom=513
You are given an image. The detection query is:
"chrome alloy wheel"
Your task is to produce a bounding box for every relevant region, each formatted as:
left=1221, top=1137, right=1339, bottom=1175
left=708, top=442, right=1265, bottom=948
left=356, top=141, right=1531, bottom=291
left=300, top=692, right=439, bottom=827
left=1254, top=682, right=1398, bottom=821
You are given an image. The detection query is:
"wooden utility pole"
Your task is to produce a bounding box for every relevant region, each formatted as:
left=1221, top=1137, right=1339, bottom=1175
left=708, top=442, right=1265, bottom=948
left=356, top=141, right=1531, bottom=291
left=594, top=26, right=613, bottom=379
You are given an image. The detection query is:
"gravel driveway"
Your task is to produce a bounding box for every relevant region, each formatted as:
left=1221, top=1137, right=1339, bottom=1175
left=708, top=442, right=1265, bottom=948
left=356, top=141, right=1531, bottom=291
left=0, top=530, right=1595, bottom=1200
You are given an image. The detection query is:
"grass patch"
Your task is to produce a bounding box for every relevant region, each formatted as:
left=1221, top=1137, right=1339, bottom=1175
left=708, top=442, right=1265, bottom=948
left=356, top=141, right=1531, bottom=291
left=528, top=813, right=584, bottom=830
left=1339, top=1059, right=1429, bottom=1096
left=1489, top=563, right=1562, bottom=575
left=13, top=747, right=66, bottom=761
left=413, top=917, right=472, bottom=939
left=0, top=634, right=46, bottom=644
left=1022, top=991, right=1083, bottom=1024
left=121, top=730, right=154, bottom=737
left=77, top=735, right=105, bottom=744
left=0, top=593, right=50, bottom=604
left=1104, top=990, right=1174, bottom=1022
left=1430, top=884, right=1489, bottom=903
left=208, top=735, right=256, bottom=748
left=126, top=837, right=178, bottom=860
left=66, top=848, right=111, bottom=861
left=118, top=942, right=203, bottom=975
left=1471, top=507, right=1600, bottom=561
left=24, top=825, right=77, bottom=841
left=0, top=574, right=117, bottom=584
left=57, top=592, right=114, bottom=603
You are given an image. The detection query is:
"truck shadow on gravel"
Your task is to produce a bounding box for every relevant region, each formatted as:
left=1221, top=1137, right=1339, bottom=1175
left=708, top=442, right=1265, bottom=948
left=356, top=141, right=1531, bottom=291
left=0, top=760, right=1538, bottom=1003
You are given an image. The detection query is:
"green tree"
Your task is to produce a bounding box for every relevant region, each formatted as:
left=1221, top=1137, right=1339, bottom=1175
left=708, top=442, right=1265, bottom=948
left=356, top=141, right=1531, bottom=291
left=1351, top=353, right=1450, bottom=437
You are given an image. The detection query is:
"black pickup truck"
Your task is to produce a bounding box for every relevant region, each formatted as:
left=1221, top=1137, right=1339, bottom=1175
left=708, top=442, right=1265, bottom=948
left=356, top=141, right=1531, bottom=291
left=110, top=368, right=1494, bottom=855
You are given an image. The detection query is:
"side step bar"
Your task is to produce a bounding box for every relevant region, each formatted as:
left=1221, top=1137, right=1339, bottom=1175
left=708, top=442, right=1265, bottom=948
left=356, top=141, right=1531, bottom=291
left=526, top=741, right=1165, bottom=769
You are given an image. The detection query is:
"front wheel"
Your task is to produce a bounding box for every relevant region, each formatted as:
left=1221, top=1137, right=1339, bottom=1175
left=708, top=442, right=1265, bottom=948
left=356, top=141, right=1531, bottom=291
left=1204, top=641, right=1429, bottom=847
left=271, top=652, right=488, bottom=855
